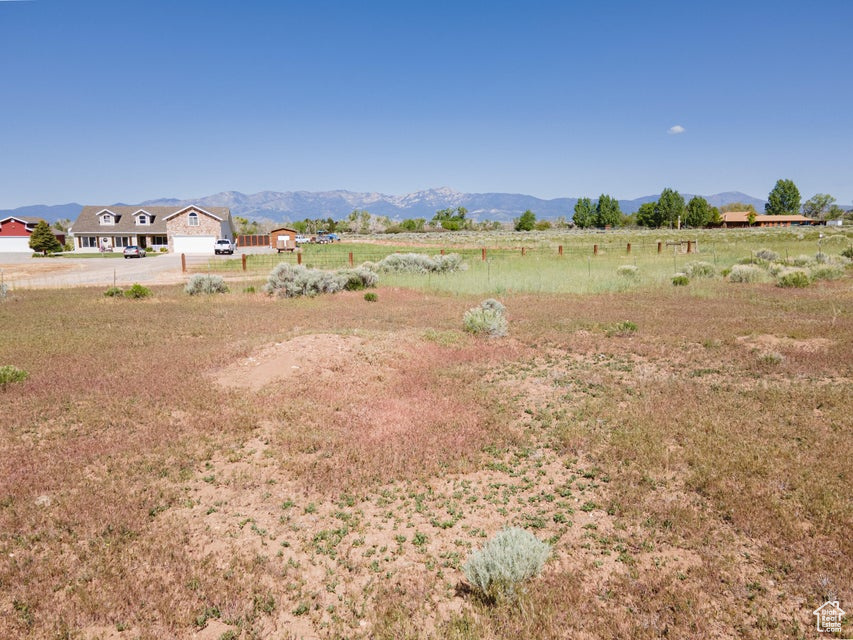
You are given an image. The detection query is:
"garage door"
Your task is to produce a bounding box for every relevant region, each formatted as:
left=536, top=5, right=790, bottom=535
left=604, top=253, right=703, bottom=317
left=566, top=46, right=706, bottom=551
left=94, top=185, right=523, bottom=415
left=0, top=237, right=32, bottom=252
left=172, top=235, right=216, bottom=254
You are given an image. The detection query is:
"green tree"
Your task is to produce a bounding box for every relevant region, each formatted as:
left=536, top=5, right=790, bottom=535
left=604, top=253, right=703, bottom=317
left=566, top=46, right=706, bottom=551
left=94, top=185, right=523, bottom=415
left=683, top=196, right=713, bottom=228
left=656, top=188, right=685, bottom=228
left=595, top=194, right=622, bottom=228
left=572, top=198, right=594, bottom=228
left=234, top=216, right=260, bottom=235
left=534, top=219, right=552, bottom=230
left=802, top=193, right=836, bottom=219
left=721, top=202, right=756, bottom=213
left=29, top=220, right=61, bottom=255
left=709, top=207, right=722, bottom=225
left=514, top=209, right=536, bottom=231
left=765, top=179, right=801, bottom=215
left=747, top=211, right=757, bottom=226
left=431, top=206, right=469, bottom=231
left=636, top=201, right=660, bottom=228
left=399, top=218, right=426, bottom=232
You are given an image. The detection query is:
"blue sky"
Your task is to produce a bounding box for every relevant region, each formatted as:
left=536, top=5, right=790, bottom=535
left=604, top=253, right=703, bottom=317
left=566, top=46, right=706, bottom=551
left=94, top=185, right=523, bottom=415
left=1, top=0, right=851, bottom=208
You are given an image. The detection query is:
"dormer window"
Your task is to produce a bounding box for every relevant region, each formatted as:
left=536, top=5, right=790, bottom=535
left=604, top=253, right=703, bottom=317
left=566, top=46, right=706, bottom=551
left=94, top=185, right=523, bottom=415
left=101, top=213, right=114, bottom=225
left=137, top=214, right=148, bottom=225
left=188, top=212, right=199, bottom=226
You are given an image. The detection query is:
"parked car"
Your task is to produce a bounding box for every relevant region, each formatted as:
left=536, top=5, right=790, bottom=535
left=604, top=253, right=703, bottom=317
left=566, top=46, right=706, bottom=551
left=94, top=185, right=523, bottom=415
left=123, top=246, right=146, bottom=259
left=295, top=235, right=310, bottom=245
left=214, top=239, right=236, bottom=255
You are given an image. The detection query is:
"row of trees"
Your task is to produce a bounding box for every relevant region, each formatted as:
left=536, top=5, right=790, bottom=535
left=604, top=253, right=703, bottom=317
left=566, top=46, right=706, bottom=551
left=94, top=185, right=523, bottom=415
left=231, top=179, right=847, bottom=235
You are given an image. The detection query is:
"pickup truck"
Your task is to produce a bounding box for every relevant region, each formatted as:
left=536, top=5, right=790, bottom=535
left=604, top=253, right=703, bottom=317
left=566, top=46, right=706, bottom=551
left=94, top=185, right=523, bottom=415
left=214, top=239, right=236, bottom=255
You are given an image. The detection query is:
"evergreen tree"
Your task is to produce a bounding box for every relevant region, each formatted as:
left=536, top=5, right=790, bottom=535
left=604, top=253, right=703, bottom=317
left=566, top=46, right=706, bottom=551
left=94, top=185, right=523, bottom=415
left=29, top=220, right=62, bottom=255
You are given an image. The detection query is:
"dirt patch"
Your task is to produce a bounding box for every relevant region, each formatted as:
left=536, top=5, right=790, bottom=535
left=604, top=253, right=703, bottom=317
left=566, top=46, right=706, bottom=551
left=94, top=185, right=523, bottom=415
left=737, top=333, right=834, bottom=353
left=214, top=333, right=365, bottom=391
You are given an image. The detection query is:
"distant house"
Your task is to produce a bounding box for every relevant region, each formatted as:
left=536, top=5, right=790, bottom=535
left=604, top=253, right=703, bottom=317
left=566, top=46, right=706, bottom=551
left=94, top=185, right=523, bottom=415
left=0, top=216, right=65, bottom=252
left=718, top=212, right=817, bottom=228
left=71, top=205, right=235, bottom=253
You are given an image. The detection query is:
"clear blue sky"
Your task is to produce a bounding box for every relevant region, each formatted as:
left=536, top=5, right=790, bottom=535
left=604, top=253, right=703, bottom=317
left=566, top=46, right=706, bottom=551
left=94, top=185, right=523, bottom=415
left=2, top=0, right=851, bottom=208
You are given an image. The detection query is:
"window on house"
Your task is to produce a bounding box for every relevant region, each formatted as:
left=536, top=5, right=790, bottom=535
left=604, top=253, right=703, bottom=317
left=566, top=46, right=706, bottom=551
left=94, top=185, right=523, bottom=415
left=101, top=214, right=113, bottom=224
left=188, top=212, right=199, bottom=226
left=80, top=236, right=97, bottom=248
left=152, top=235, right=167, bottom=245
left=114, top=236, right=131, bottom=247
left=137, top=215, right=148, bottom=225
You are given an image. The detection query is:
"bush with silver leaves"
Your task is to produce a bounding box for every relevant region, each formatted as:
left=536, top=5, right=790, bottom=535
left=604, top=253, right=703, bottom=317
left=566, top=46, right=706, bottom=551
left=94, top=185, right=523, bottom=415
left=463, top=527, right=550, bottom=600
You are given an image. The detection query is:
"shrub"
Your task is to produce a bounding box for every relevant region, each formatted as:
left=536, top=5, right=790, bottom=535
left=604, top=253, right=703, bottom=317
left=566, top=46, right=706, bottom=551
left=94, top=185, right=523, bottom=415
left=0, top=365, right=28, bottom=389
left=605, top=321, right=637, bottom=336
left=684, top=261, right=715, bottom=278
left=754, top=248, right=779, bottom=262
left=463, top=300, right=508, bottom=338
left=463, top=527, right=550, bottom=600
left=809, top=265, right=844, bottom=281
left=479, top=298, right=506, bottom=313
left=185, top=274, right=229, bottom=295
left=760, top=351, right=784, bottom=365
left=776, top=270, right=811, bottom=288
left=103, top=286, right=123, bottom=297
left=616, top=265, right=639, bottom=278
left=124, top=284, right=152, bottom=299
left=789, top=254, right=814, bottom=267
left=364, top=292, right=378, bottom=302
left=815, top=252, right=828, bottom=264
left=0, top=283, right=8, bottom=301
left=671, top=273, right=689, bottom=286
left=728, top=264, right=766, bottom=283
left=371, top=252, right=465, bottom=274
left=264, top=264, right=377, bottom=298
left=841, top=246, right=853, bottom=259
left=243, top=286, right=256, bottom=294
left=159, top=247, right=168, bottom=253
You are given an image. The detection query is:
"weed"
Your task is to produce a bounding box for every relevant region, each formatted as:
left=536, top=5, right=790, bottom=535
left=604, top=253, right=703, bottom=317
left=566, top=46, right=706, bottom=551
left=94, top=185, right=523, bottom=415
left=124, top=283, right=152, bottom=299
left=103, top=286, right=123, bottom=297
left=683, top=261, right=715, bottom=278
left=372, top=252, right=465, bottom=273
left=616, top=265, right=639, bottom=278
left=264, top=263, right=377, bottom=297
left=671, top=273, right=689, bottom=286
left=754, top=248, right=779, bottom=262
left=364, top=291, right=378, bottom=302
left=776, top=270, right=810, bottom=288
left=0, top=365, right=28, bottom=389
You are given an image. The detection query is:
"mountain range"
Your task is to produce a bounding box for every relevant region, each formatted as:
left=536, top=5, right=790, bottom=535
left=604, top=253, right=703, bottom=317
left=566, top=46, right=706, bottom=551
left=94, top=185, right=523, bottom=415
left=1, top=188, right=768, bottom=224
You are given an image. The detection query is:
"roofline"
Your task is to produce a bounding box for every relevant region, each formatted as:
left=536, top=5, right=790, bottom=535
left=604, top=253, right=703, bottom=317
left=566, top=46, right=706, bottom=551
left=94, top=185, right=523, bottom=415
left=162, top=205, right=224, bottom=222
left=0, top=216, right=38, bottom=225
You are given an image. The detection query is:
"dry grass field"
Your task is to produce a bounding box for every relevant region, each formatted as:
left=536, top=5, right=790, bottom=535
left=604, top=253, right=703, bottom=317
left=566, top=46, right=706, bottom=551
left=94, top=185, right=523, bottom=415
left=1, top=248, right=851, bottom=639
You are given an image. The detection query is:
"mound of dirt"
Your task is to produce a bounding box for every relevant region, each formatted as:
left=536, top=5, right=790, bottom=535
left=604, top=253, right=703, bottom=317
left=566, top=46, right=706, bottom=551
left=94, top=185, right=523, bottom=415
left=214, top=333, right=364, bottom=391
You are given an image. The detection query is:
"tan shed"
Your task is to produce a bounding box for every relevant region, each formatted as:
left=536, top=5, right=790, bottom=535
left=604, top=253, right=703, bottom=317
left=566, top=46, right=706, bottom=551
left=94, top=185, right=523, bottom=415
left=270, top=227, right=298, bottom=252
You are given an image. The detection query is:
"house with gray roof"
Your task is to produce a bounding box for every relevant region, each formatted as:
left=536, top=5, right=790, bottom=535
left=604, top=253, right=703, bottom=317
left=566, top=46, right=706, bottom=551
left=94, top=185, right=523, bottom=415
left=71, top=205, right=234, bottom=254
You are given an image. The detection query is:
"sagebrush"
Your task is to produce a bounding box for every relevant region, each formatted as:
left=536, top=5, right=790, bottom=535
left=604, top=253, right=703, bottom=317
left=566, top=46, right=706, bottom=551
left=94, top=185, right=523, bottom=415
left=186, top=274, right=229, bottom=295
left=616, top=265, right=639, bottom=278
left=264, top=264, right=377, bottom=298
left=684, top=261, right=715, bottom=278
left=728, top=264, right=766, bottom=283
left=463, top=299, right=508, bottom=337
left=463, top=527, right=550, bottom=600
left=371, top=252, right=465, bottom=274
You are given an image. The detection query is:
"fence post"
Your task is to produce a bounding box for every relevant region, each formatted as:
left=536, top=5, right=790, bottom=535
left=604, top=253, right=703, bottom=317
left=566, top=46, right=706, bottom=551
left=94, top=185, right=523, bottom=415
left=348, top=252, right=353, bottom=266
left=657, top=241, right=662, bottom=253
left=558, top=245, right=563, bottom=256
left=181, top=253, right=186, bottom=273
left=593, top=244, right=598, bottom=256
left=481, top=247, right=486, bottom=261
left=687, top=240, right=693, bottom=254
left=297, top=251, right=302, bottom=265
left=242, top=253, right=247, bottom=271
left=627, top=242, right=631, bottom=254
left=440, top=249, right=445, bottom=255
left=521, top=247, right=526, bottom=257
